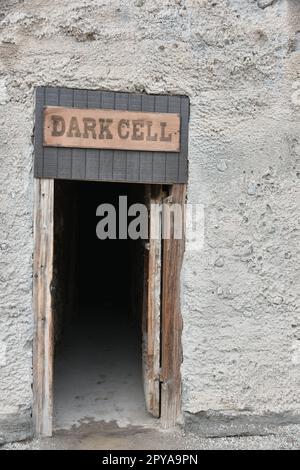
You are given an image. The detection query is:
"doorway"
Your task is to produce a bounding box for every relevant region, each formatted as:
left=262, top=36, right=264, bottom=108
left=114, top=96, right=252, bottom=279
left=53, top=181, right=152, bottom=429
left=33, top=178, right=185, bottom=436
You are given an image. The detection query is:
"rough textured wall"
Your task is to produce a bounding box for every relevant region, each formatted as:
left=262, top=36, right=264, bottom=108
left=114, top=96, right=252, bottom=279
left=182, top=0, right=300, bottom=433
left=0, top=0, right=299, bottom=441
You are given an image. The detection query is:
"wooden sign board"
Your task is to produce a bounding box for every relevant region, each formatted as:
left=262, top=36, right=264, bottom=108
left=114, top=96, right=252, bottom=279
left=35, top=87, right=189, bottom=184
left=43, top=106, right=180, bottom=152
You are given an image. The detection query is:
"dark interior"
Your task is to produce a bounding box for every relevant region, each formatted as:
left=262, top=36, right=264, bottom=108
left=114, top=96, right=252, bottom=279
left=52, top=180, right=150, bottom=429
left=79, top=182, right=132, bottom=311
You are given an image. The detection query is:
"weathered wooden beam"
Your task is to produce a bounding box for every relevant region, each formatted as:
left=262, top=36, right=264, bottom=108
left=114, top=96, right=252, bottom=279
left=161, top=184, right=186, bottom=428
left=32, top=178, right=54, bottom=436
left=143, top=185, right=163, bottom=418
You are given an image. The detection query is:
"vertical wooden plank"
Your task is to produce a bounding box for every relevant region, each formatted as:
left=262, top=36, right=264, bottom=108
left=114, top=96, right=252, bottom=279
left=73, top=88, right=87, bottom=108
left=43, top=88, right=59, bottom=178
left=113, top=93, right=128, bottom=180
left=86, top=90, right=101, bottom=180
left=34, top=87, right=45, bottom=178
left=142, top=185, right=163, bottom=418
left=85, top=149, right=99, bottom=181
left=72, top=148, right=86, bottom=180
left=161, top=183, right=186, bottom=428
left=142, top=186, right=150, bottom=414
left=99, top=91, right=114, bottom=180
left=153, top=95, right=168, bottom=183
left=72, top=89, right=88, bottom=179
left=139, top=94, right=155, bottom=182
left=126, top=94, right=142, bottom=182
left=57, top=88, right=72, bottom=179
left=178, top=97, right=189, bottom=183
left=166, top=96, right=181, bottom=183
left=148, top=185, right=162, bottom=416
left=33, top=178, right=54, bottom=436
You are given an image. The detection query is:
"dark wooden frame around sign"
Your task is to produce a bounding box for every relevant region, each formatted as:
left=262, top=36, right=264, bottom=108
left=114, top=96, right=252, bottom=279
left=34, top=87, right=189, bottom=184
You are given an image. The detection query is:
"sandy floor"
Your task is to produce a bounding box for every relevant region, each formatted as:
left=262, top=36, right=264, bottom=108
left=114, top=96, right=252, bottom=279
left=54, top=305, right=154, bottom=430
left=2, top=422, right=300, bottom=450
left=3, top=307, right=300, bottom=450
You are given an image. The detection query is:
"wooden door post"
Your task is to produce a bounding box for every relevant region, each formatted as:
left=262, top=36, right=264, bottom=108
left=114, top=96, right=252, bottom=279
left=142, top=185, right=163, bottom=418
left=161, top=184, right=186, bottom=428
left=33, top=178, right=54, bottom=436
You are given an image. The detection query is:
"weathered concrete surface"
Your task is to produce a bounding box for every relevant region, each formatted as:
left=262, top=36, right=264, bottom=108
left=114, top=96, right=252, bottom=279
left=2, top=421, right=300, bottom=450
left=0, top=0, right=299, bottom=442
left=184, top=410, right=300, bottom=438
left=181, top=0, right=300, bottom=431
left=0, top=413, right=32, bottom=446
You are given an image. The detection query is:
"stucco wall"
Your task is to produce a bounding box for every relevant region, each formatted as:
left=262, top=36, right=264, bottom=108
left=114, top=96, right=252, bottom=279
left=0, top=0, right=299, bottom=441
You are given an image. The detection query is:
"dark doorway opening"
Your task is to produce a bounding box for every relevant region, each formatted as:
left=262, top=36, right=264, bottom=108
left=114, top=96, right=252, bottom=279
left=33, top=179, right=184, bottom=435
left=52, top=181, right=153, bottom=429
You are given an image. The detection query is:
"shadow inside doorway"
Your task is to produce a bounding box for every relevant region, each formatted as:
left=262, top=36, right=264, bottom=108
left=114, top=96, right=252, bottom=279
left=53, top=181, right=154, bottom=430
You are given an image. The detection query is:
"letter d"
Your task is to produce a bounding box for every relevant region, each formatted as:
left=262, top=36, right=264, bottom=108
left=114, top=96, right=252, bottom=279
left=51, top=115, right=65, bottom=136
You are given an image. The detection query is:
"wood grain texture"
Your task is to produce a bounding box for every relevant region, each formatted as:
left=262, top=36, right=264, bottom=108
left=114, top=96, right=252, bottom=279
left=161, top=184, right=186, bottom=428
left=34, top=87, right=189, bottom=183
left=142, top=186, right=163, bottom=418
left=33, top=179, right=54, bottom=437
left=43, top=106, right=180, bottom=152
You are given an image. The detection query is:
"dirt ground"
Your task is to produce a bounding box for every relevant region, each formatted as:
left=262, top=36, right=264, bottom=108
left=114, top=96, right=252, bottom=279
left=2, top=421, right=300, bottom=450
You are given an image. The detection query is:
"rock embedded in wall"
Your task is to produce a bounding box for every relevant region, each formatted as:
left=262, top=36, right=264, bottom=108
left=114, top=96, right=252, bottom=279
left=257, top=0, right=278, bottom=10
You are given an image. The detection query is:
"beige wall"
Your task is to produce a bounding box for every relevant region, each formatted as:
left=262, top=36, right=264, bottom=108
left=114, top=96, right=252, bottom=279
left=0, top=0, right=299, bottom=441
